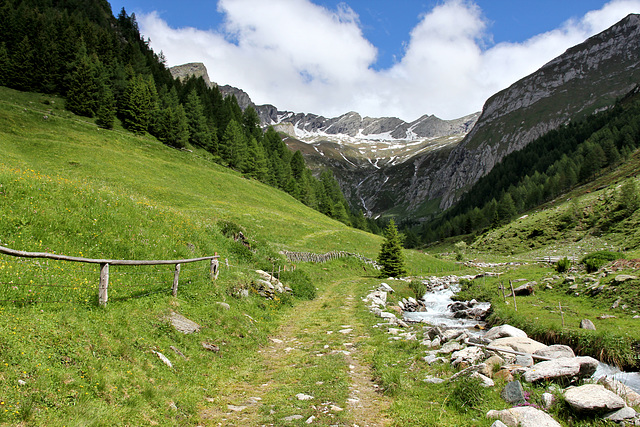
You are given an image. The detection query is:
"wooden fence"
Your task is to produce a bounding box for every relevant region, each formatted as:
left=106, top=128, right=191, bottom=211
left=0, top=245, right=219, bottom=306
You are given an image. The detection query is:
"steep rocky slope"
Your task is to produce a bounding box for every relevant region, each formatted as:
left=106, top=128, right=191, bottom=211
left=170, top=14, right=640, bottom=221
left=428, top=13, right=640, bottom=211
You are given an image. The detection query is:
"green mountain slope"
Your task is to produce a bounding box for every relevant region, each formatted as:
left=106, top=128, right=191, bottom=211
left=0, top=86, right=402, bottom=425
left=0, top=87, right=378, bottom=256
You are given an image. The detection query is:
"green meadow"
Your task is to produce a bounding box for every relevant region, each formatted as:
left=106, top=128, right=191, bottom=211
left=2, top=85, right=640, bottom=426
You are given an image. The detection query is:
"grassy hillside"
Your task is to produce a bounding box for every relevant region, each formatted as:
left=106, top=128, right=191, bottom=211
left=0, top=87, right=378, bottom=255
left=3, top=84, right=639, bottom=426
left=0, top=86, right=459, bottom=425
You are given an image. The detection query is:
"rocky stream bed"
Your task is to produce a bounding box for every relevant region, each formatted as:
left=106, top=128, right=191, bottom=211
left=364, top=275, right=640, bottom=426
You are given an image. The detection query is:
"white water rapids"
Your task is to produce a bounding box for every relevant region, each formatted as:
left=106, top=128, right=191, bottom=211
left=401, top=278, right=640, bottom=393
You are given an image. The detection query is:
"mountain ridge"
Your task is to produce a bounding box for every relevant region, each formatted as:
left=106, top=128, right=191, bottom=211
left=170, top=13, right=640, bottom=222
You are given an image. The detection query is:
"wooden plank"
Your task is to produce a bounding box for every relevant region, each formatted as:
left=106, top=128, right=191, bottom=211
left=210, top=257, right=219, bottom=280
left=172, top=263, right=181, bottom=297
left=0, top=244, right=218, bottom=266
left=99, top=263, right=109, bottom=306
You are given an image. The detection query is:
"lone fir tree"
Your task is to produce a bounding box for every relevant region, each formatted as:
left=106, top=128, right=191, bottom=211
left=377, top=219, right=407, bottom=277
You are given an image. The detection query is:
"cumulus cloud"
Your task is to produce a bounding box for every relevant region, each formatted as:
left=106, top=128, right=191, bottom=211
left=138, top=0, right=640, bottom=121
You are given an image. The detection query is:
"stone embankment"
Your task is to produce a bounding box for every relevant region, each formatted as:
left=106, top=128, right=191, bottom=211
left=280, top=250, right=380, bottom=269
left=363, top=279, right=640, bottom=426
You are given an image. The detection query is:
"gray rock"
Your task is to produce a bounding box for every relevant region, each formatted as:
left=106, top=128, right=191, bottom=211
left=364, top=290, right=387, bottom=307
left=490, top=421, right=509, bottom=427
left=169, top=311, right=201, bottom=334
left=533, top=345, right=575, bottom=359
left=378, top=311, right=397, bottom=320
left=423, top=354, right=446, bottom=365
left=523, top=356, right=599, bottom=383
left=510, top=282, right=535, bottom=296
left=515, top=355, right=534, bottom=367
left=424, top=376, right=445, bottom=384
left=484, top=325, right=528, bottom=341
left=597, top=376, right=640, bottom=406
left=614, top=274, right=638, bottom=283
left=215, top=301, right=230, bottom=310
left=489, top=337, right=548, bottom=354
left=451, top=346, right=486, bottom=367
left=541, top=392, right=556, bottom=409
left=564, top=384, right=625, bottom=412
left=486, top=406, right=562, bottom=427
left=501, top=380, right=526, bottom=404
left=471, top=372, right=495, bottom=388
left=378, top=283, right=395, bottom=293
left=296, top=393, right=314, bottom=401
left=282, top=414, right=304, bottom=421
left=580, top=319, right=596, bottom=330
left=604, top=406, right=637, bottom=421
left=438, top=341, right=463, bottom=354
left=440, top=328, right=465, bottom=342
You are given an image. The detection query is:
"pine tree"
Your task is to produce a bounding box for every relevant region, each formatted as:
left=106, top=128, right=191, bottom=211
left=377, top=219, right=407, bottom=278
left=184, top=89, right=213, bottom=150
left=65, top=45, right=101, bottom=117
left=96, top=85, right=116, bottom=129
left=220, top=119, right=247, bottom=170
left=119, top=74, right=156, bottom=134
left=0, top=42, right=10, bottom=86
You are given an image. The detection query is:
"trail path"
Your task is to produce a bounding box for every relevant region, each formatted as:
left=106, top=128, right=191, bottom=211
left=200, top=278, right=391, bottom=426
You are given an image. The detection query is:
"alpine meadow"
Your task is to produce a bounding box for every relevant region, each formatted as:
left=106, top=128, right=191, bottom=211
left=2, top=1, right=640, bottom=426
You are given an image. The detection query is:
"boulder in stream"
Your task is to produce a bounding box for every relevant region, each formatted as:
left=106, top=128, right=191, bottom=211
left=484, top=325, right=528, bottom=341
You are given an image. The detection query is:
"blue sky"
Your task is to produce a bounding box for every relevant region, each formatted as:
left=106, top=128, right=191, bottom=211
left=109, top=0, right=640, bottom=120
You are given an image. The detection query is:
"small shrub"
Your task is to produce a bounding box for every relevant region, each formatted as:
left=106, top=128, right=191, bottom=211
left=581, top=251, right=623, bottom=273
left=217, top=220, right=245, bottom=239
left=556, top=257, right=571, bottom=273
left=408, top=280, right=426, bottom=300
left=279, top=269, right=316, bottom=300
left=446, top=375, right=487, bottom=413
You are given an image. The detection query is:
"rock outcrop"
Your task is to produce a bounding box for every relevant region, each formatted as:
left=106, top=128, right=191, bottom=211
left=432, top=14, right=640, bottom=211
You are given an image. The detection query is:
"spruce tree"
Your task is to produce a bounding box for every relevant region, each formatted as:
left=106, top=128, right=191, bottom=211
left=377, top=219, right=407, bottom=278
left=185, top=89, right=213, bottom=150
left=0, top=42, right=9, bottom=86
left=65, top=44, right=101, bottom=117
left=96, top=85, right=116, bottom=129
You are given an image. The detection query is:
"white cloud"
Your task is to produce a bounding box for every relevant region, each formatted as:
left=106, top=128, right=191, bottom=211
left=138, top=0, right=640, bottom=121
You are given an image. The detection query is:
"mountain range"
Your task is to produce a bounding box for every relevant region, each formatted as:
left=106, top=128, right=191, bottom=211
left=170, top=13, right=640, bottom=222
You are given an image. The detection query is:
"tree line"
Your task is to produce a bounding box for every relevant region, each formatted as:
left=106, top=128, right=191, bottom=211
left=411, top=88, right=640, bottom=245
left=0, top=0, right=377, bottom=230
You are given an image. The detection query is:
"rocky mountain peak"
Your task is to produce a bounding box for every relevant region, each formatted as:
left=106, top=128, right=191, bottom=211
left=168, top=62, right=211, bottom=87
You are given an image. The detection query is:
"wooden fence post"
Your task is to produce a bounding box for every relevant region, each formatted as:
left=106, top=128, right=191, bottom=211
left=172, top=263, right=181, bottom=297
left=559, top=301, right=565, bottom=328
left=510, top=280, right=517, bottom=311
left=99, top=263, right=109, bottom=307
left=210, top=257, right=219, bottom=280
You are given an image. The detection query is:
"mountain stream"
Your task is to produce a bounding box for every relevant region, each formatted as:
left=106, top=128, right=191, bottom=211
left=402, top=278, right=640, bottom=393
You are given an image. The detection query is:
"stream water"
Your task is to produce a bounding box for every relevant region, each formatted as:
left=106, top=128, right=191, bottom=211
left=402, top=279, right=640, bottom=394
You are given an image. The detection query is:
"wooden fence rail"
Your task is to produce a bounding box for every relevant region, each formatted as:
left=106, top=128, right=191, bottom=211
left=0, top=245, right=219, bottom=306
